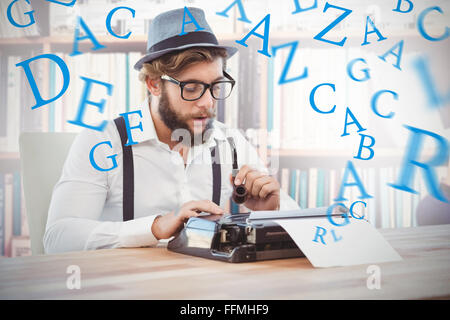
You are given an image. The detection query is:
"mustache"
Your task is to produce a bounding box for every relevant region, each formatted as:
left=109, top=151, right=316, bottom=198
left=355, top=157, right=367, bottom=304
left=191, top=110, right=216, bottom=119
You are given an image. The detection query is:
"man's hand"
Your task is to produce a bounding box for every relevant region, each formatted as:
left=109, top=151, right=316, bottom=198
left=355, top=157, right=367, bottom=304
left=151, top=200, right=225, bottom=240
left=230, top=165, right=280, bottom=211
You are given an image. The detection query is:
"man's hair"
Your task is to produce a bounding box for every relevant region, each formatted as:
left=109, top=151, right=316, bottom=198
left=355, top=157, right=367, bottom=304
left=138, top=47, right=228, bottom=85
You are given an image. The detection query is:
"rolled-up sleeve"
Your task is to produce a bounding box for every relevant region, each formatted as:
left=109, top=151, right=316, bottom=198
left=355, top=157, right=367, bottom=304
left=44, top=124, right=159, bottom=254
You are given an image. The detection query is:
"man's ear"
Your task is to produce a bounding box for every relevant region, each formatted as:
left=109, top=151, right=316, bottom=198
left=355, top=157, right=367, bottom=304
left=146, top=77, right=161, bottom=96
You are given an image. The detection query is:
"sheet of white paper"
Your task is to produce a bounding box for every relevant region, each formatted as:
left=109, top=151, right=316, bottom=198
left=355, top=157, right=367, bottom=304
left=273, top=217, right=402, bottom=268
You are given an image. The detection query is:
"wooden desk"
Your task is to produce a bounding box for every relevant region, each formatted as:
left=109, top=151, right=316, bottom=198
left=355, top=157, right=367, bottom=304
left=0, top=225, right=449, bottom=300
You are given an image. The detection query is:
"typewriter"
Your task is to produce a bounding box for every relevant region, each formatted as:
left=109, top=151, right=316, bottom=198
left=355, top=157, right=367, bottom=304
left=167, top=207, right=348, bottom=263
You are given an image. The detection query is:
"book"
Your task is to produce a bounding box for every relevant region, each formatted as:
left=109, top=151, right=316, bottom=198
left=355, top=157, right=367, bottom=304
left=289, top=169, right=297, bottom=200
left=379, top=168, right=390, bottom=228
left=11, top=236, right=31, bottom=257
left=0, top=52, right=6, bottom=140
left=411, top=173, right=421, bottom=227
left=229, top=198, right=239, bottom=214
left=394, top=167, right=403, bottom=228
left=20, top=180, right=29, bottom=237
left=20, top=49, right=43, bottom=133
left=294, top=169, right=301, bottom=204
left=270, top=45, right=283, bottom=150
left=266, top=54, right=274, bottom=138
left=388, top=167, right=396, bottom=228
left=329, top=169, right=336, bottom=205
left=0, top=173, right=4, bottom=256
left=13, top=172, right=21, bottom=236
left=4, top=56, right=21, bottom=152
left=323, top=169, right=330, bottom=207
left=299, top=170, right=308, bottom=209
left=48, top=56, right=56, bottom=132
left=112, top=52, right=127, bottom=118
left=308, top=168, right=317, bottom=208
left=316, top=168, right=324, bottom=207
left=3, top=173, right=13, bottom=257
left=224, top=50, right=239, bottom=129
left=367, top=167, right=377, bottom=226
left=54, top=52, right=65, bottom=133
left=403, top=186, right=412, bottom=228
left=281, top=168, right=289, bottom=195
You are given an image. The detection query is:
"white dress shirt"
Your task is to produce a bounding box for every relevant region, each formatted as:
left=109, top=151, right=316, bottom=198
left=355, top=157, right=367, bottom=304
left=44, top=99, right=299, bottom=254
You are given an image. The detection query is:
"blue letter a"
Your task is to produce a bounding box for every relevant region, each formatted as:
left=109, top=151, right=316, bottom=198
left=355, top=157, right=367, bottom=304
left=341, top=107, right=366, bottom=137
left=216, top=0, right=251, bottom=23
left=378, top=40, right=404, bottom=71
left=361, top=16, right=387, bottom=46
left=179, top=6, right=205, bottom=36
left=70, top=16, right=106, bottom=56
left=236, top=14, right=271, bottom=57
left=334, top=161, right=373, bottom=201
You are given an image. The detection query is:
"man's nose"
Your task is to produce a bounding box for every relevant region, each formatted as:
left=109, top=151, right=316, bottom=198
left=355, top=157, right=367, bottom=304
left=195, top=88, right=215, bottom=111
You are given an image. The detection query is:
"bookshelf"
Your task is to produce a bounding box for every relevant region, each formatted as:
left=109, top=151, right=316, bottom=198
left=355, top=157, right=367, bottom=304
left=1, top=0, right=448, bottom=257
left=0, top=33, right=245, bottom=45
left=2, top=27, right=445, bottom=45
left=0, top=154, right=20, bottom=174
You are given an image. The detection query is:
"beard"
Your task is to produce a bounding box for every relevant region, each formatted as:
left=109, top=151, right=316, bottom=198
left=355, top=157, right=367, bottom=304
left=158, top=85, right=215, bottom=147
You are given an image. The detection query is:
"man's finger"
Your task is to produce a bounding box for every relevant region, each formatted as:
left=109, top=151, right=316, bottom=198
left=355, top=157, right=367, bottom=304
left=250, top=175, right=273, bottom=198
left=244, top=171, right=266, bottom=195
left=258, top=181, right=280, bottom=199
left=189, top=200, right=224, bottom=215
left=234, top=165, right=253, bottom=185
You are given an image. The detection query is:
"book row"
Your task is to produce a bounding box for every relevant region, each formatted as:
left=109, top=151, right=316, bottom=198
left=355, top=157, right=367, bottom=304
left=0, top=50, right=239, bottom=152
left=0, top=43, right=437, bottom=154
left=0, top=172, right=31, bottom=257
left=278, top=165, right=448, bottom=229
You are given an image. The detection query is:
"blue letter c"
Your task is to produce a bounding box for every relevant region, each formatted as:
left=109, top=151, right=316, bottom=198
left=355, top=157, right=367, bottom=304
left=106, top=6, right=135, bottom=39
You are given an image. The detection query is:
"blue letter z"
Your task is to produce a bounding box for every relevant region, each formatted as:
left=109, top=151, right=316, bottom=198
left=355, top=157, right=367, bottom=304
left=313, top=2, right=352, bottom=47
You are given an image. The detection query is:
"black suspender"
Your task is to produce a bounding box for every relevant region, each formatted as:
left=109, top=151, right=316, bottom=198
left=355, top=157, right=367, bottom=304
left=114, top=117, right=235, bottom=221
left=210, top=141, right=221, bottom=207
left=114, top=117, right=135, bottom=221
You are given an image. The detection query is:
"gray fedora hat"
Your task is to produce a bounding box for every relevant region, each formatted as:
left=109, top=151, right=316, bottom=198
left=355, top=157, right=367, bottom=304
left=134, top=7, right=238, bottom=70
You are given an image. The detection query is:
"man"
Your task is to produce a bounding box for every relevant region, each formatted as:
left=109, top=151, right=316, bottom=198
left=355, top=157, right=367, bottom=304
left=44, top=7, right=298, bottom=253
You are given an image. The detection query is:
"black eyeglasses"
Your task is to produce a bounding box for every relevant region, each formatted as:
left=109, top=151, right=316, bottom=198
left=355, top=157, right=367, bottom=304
left=160, top=71, right=236, bottom=101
